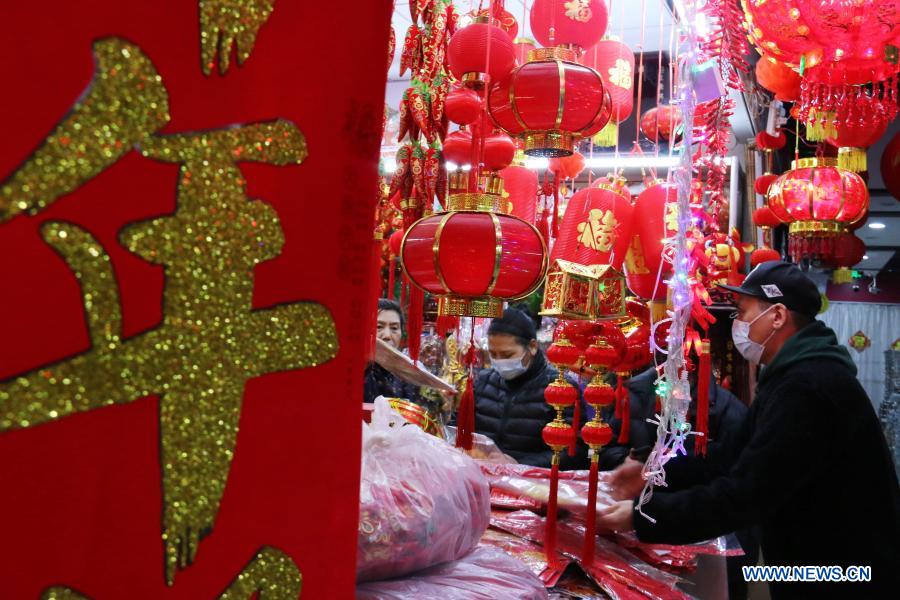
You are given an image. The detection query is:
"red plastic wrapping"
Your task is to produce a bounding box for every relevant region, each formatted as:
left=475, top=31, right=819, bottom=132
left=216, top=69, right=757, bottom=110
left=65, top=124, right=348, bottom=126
left=356, top=545, right=549, bottom=600
left=481, top=527, right=570, bottom=587
left=357, top=399, right=491, bottom=582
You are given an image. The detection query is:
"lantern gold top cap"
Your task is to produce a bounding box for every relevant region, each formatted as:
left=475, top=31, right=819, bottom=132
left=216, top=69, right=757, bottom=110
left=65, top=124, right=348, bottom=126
left=528, top=46, right=578, bottom=63
left=790, top=157, right=838, bottom=170
left=471, top=14, right=501, bottom=26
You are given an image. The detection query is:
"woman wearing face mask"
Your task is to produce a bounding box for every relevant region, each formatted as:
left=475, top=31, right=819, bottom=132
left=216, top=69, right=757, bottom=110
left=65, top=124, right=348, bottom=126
left=473, top=307, right=589, bottom=470
left=598, top=261, right=900, bottom=599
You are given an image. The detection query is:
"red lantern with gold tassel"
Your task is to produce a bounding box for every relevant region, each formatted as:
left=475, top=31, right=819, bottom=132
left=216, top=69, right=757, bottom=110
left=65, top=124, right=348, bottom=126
left=582, top=38, right=635, bottom=147
left=624, top=182, right=677, bottom=300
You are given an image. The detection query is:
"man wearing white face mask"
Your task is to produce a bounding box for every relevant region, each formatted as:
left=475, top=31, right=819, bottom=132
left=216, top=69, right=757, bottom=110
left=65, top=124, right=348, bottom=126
left=473, top=307, right=589, bottom=469
left=598, top=261, right=900, bottom=599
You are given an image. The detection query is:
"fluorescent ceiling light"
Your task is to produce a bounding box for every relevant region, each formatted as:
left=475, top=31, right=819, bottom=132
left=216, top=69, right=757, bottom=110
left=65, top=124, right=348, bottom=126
left=868, top=222, right=886, bottom=230
left=526, top=155, right=682, bottom=169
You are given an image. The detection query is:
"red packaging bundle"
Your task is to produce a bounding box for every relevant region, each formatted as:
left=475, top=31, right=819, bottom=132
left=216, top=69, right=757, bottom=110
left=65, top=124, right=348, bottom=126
left=356, top=545, right=549, bottom=600
left=490, top=510, right=691, bottom=600
left=481, top=527, right=570, bottom=587
left=357, top=399, right=491, bottom=582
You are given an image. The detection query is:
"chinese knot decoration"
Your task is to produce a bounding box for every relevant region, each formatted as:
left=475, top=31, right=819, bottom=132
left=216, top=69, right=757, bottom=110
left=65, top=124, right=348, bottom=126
left=767, top=157, right=869, bottom=263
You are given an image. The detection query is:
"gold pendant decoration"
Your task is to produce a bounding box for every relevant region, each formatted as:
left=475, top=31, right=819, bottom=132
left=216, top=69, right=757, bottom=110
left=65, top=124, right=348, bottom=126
left=848, top=330, right=871, bottom=353
left=0, top=38, right=332, bottom=589
left=199, top=0, right=276, bottom=75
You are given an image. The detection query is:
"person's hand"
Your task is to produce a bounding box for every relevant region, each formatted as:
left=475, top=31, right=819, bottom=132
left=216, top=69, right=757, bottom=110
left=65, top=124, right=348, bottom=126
left=596, top=500, right=635, bottom=533
left=609, top=456, right=646, bottom=501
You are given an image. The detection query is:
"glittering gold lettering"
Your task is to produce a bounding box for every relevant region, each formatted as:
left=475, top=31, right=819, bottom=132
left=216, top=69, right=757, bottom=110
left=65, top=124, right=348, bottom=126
left=200, top=0, right=276, bottom=75
left=218, top=546, right=303, bottom=599
left=0, top=38, right=332, bottom=587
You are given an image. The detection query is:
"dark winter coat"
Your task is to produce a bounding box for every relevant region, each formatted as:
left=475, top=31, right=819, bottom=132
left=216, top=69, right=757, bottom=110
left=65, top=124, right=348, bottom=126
left=363, top=362, right=423, bottom=405
left=474, top=350, right=589, bottom=470
left=596, top=366, right=748, bottom=470
left=633, top=321, right=900, bottom=599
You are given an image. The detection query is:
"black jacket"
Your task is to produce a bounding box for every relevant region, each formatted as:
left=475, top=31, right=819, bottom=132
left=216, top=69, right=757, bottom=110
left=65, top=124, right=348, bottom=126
left=363, top=362, right=423, bottom=405
left=633, top=322, right=900, bottom=598
left=596, top=366, right=748, bottom=470
left=474, top=350, right=589, bottom=470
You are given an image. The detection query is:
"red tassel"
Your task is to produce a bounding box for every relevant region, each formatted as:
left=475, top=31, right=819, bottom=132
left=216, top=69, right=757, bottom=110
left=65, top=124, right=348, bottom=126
left=582, top=457, right=599, bottom=565
left=695, top=339, right=711, bottom=456
left=406, top=285, right=424, bottom=363
left=619, top=384, right=630, bottom=444
left=568, top=395, right=580, bottom=457
left=551, top=171, right=560, bottom=238
left=545, top=458, right=560, bottom=565
left=435, top=314, right=458, bottom=338
left=614, top=374, right=624, bottom=419
left=387, top=255, right=396, bottom=300
left=456, top=372, right=475, bottom=450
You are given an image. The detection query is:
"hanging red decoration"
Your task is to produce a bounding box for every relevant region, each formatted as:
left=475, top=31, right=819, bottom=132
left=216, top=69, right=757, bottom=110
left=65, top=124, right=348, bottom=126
left=441, top=128, right=474, bottom=166
left=767, top=157, right=869, bottom=262
left=640, top=105, right=682, bottom=142
left=401, top=199, right=548, bottom=318
left=828, top=231, right=867, bottom=268
left=529, top=0, right=609, bottom=51
left=444, top=85, right=483, bottom=125
left=755, top=54, right=801, bottom=102
left=755, top=130, right=787, bottom=151
left=754, top=173, right=779, bottom=195
left=751, top=247, right=781, bottom=267
left=500, top=164, right=539, bottom=223
left=487, top=47, right=612, bottom=156
left=482, top=130, right=517, bottom=170
left=447, top=16, right=517, bottom=89
left=826, top=94, right=891, bottom=172
left=753, top=205, right=782, bottom=229
left=582, top=38, right=635, bottom=147
left=549, top=151, right=587, bottom=180
left=882, top=131, right=900, bottom=202
left=624, top=182, right=678, bottom=300
left=550, top=177, right=634, bottom=270
left=478, top=5, right=519, bottom=40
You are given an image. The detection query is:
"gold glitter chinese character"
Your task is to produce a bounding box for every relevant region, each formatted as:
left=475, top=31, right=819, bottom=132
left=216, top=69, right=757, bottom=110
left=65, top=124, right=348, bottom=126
left=664, top=202, right=679, bottom=234
left=608, top=58, right=632, bottom=90
left=624, top=234, right=650, bottom=275
left=200, top=0, right=276, bottom=75
left=576, top=208, right=617, bottom=253
left=0, top=38, right=331, bottom=589
left=219, top=546, right=303, bottom=599
left=564, top=0, right=592, bottom=23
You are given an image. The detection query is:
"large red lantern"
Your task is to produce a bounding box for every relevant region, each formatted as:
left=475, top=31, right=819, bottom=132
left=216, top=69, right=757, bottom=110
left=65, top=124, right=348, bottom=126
left=401, top=198, right=548, bottom=317
left=755, top=54, right=801, bottom=102
left=482, top=130, right=517, bottom=170
left=550, top=178, right=634, bottom=270
left=767, top=157, right=869, bottom=262
left=445, top=85, right=482, bottom=125
left=882, top=131, right=900, bottom=202
left=582, top=39, right=635, bottom=147
left=447, top=16, right=517, bottom=89
left=501, top=164, right=539, bottom=223
left=442, top=128, right=474, bottom=166
left=487, top=47, right=611, bottom=156
left=529, top=0, right=608, bottom=51
left=625, top=182, right=678, bottom=300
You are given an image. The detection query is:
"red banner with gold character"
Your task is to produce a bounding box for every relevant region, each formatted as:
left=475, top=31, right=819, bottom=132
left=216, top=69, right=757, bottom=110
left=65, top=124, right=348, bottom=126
left=0, top=1, right=391, bottom=597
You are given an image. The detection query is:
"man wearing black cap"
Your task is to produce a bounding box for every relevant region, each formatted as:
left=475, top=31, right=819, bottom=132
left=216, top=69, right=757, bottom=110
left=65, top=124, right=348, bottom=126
left=474, top=307, right=589, bottom=469
left=598, top=261, right=900, bottom=598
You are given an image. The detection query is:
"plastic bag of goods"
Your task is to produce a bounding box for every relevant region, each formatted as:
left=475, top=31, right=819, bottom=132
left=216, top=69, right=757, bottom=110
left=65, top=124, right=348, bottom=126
left=357, top=398, right=491, bottom=582
left=356, top=545, right=548, bottom=600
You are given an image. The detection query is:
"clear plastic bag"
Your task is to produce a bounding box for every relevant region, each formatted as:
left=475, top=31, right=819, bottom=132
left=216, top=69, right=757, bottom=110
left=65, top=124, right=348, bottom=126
left=356, top=545, right=549, bottom=599
left=357, top=398, right=491, bottom=583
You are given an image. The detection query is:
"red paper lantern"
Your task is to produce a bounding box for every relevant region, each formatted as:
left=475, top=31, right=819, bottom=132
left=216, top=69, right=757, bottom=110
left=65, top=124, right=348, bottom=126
left=751, top=247, right=781, bottom=267
left=755, top=55, right=802, bottom=102
left=487, top=48, right=611, bottom=157
left=582, top=39, right=635, bottom=147
left=753, top=206, right=782, bottom=228
left=445, top=86, right=482, bottom=125
left=581, top=422, right=614, bottom=446
left=478, top=6, right=519, bottom=40
left=549, top=151, right=586, bottom=179
left=500, top=164, right=539, bottom=223
left=829, top=231, right=866, bottom=268
left=624, top=182, right=677, bottom=299
left=442, top=129, right=474, bottom=166
left=640, top=106, right=682, bottom=142
left=529, top=0, right=608, bottom=50
left=756, top=131, right=787, bottom=151
left=550, top=178, right=634, bottom=270
left=401, top=209, right=547, bottom=317
left=614, top=324, right=652, bottom=373
left=826, top=95, right=890, bottom=172
left=767, top=157, right=869, bottom=262
left=754, top=173, right=779, bottom=195
left=513, top=37, right=537, bottom=65
left=388, top=229, right=404, bottom=256
left=881, top=131, right=900, bottom=202
left=448, top=17, right=517, bottom=89
left=483, top=131, right=517, bottom=170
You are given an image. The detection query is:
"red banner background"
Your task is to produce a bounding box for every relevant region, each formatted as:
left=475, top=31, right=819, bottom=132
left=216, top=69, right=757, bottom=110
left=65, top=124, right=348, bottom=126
left=0, top=1, right=391, bottom=597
